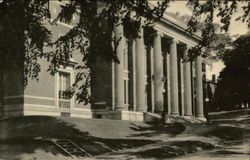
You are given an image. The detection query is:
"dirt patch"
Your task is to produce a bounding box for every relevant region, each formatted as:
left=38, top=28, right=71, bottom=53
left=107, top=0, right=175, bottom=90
left=215, top=150, right=246, bottom=155
left=135, top=141, right=215, bottom=159
left=202, top=126, right=248, bottom=141
left=128, top=122, right=186, bottom=137
left=171, top=140, right=214, bottom=153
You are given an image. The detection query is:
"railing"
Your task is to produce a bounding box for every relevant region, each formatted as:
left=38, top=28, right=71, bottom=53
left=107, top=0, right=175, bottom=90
left=58, top=99, right=71, bottom=109
left=58, top=90, right=71, bottom=109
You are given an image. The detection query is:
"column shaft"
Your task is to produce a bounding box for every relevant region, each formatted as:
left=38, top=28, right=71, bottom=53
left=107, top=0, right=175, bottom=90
left=114, top=24, right=125, bottom=110
left=169, top=39, right=179, bottom=115
left=135, top=27, right=146, bottom=111
left=195, top=55, right=204, bottom=118
left=180, top=60, right=184, bottom=116
left=153, top=32, right=163, bottom=112
left=132, top=40, right=137, bottom=111
left=150, top=46, right=155, bottom=112
left=167, top=53, right=171, bottom=115
left=183, top=46, right=192, bottom=116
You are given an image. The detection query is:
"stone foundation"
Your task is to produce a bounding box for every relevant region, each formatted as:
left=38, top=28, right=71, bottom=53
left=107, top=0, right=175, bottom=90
left=92, top=110, right=144, bottom=121
left=1, top=103, right=206, bottom=122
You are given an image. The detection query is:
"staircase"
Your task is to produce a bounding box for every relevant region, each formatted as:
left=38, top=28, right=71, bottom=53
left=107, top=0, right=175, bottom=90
left=50, top=139, right=91, bottom=158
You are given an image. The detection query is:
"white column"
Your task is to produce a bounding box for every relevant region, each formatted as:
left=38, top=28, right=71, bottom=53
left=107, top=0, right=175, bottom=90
left=169, top=39, right=179, bottom=116
left=150, top=46, right=155, bottom=112
left=195, top=55, right=205, bottom=119
left=114, top=23, right=125, bottom=110
left=135, top=27, right=146, bottom=112
left=183, top=45, right=192, bottom=116
left=153, top=31, right=163, bottom=112
left=180, top=58, right=184, bottom=116
left=132, top=39, right=137, bottom=111
left=167, top=53, right=171, bottom=115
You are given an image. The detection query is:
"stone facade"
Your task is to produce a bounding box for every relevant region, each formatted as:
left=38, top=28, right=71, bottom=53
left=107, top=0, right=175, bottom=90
left=0, top=1, right=206, bottom=121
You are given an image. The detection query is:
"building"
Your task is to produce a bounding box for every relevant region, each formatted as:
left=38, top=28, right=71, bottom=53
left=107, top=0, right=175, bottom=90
left=0, top=1, right=206, bottom=121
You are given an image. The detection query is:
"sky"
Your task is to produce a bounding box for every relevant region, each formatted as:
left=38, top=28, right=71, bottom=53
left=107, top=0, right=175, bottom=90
left=165, top=1, right=249, bottom=36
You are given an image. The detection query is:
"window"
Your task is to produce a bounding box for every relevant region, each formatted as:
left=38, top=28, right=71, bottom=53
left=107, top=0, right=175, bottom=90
left=59, top=72, right=70, bottom=99
left=58, top=72, right=71, bottom=108
left=202, top=63, right=206, bottom=72
left=58, top=33, right=72, bottom=62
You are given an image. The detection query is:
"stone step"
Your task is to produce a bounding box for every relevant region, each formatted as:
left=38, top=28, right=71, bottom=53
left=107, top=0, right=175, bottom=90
left=50, top=139, right=91, bottom=158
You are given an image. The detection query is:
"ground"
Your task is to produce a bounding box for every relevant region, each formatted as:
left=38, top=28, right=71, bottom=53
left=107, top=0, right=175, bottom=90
left=0, top=109, right=249, bottom=160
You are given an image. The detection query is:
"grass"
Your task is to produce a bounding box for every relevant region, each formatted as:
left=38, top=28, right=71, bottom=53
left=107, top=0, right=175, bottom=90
left=0, top=111, right=249, bottom=159
left=0, top=116, right=164, bottom=158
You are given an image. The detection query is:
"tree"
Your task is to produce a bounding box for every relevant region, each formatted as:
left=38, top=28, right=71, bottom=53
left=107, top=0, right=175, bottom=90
left=0, top=0, right=51, bottom=85
left=212, top=34, right=250, bottom=111
left=168, top=12, right=233, bottom=63
left=0, top=0, right=249, bottom=104
left=0, top=0, right=169, bottom=103
left=187, top=0, right=250, bottom=58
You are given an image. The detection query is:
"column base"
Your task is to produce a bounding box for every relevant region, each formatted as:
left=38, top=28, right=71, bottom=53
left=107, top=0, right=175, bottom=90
left=136, top=108, right=147, bottom=112
left=195, top=116, right=207, bottom=122
left=115, top=105, right=128, bottom=111
left=170, top=112, right=179, bottom=116
left=93, top=110, right=144, bottom=121
left=183, top=115, right=193, bottom=118
left=184, top=113, right=193, bottom=116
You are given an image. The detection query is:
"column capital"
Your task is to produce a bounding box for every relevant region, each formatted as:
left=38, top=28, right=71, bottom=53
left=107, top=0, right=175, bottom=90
left=167, top=38, right=179, bottom=45
left=136, top=26, right=144, bottom=39
left=182, top=44, right=192, bottom=50
left=154, top=30, right=163, bottom=37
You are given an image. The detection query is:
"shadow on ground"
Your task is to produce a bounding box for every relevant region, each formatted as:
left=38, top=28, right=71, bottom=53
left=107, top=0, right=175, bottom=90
left=128, top=122, right=186, bottom=137
left=201, top=125, right=249, bottom=142
left=0, top=116, right=157, bottom=159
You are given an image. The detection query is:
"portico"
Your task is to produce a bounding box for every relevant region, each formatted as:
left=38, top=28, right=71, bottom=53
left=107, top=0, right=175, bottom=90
left=108, top=17, right=205, bottom=121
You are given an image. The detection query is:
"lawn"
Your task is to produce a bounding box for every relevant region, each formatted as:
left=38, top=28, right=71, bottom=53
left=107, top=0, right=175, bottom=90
left=0, top=111, right=249, bottom=160
left=0, top=116, right=182, bottom=159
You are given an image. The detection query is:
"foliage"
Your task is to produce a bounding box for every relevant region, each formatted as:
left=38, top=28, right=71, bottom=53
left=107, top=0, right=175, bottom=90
left=212, top=34, right=250, bottom=111
left=0, top=0, right=249, bottom=104
left=168, top=12, right=233, bottom=63
left=187, top=0, right=250, bottom=58
left=0, top=0, right=51, bottom=86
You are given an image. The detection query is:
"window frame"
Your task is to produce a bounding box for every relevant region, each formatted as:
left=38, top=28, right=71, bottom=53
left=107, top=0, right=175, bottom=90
left=55, top=66, right=74, bottom=109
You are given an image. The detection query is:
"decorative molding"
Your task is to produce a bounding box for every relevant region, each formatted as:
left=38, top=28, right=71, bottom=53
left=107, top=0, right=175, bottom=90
left=71, top=108, right=92, bottom=112
left=2, top=104, right=23, bottom=108
left=154, top=30, right=164, bottom=37
left=3, top=95, right=23, bottom=99
left=24, top=95, right=55, bottom=101
left=167, top=38, right=179, bottom=45
left=3, top=95, right=55, bottom=101
left=182, top=44, right=191, bottom=50
left=24, top=104, right=55, bottom=108
left=154, top=24, right=197, bottom=47
left=50, top=1, right=67, bottom=6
